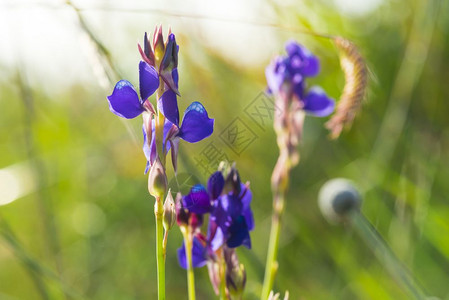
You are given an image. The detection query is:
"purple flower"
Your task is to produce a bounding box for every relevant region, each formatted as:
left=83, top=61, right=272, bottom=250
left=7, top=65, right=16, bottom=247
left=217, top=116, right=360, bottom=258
left=209, top=183, right=254, bottom=249
left=107, top=61, right=159, bottom=119
left=142, top=101, right=214, bottom=173
left=266, top=40, right=335, bottom=117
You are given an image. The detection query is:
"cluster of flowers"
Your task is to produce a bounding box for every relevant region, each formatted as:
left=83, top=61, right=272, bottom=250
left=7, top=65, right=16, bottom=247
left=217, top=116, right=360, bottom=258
left=107, top=26, right=214, bottom=175
left=266, top=40, right=334, bottom=117
left=176, top=163, right=253, bottom=297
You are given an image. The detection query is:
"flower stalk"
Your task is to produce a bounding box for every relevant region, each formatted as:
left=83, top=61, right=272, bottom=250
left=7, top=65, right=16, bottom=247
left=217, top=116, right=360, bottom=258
left=262, top=41, right=335, bottom=299
left=154, top=197, right=166, bottom=300
left=181, top=226, right=196, bottom=300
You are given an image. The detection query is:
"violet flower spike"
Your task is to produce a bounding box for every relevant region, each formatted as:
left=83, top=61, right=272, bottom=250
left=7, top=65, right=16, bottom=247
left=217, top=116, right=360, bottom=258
left=265, top=40, right=335, bottom=117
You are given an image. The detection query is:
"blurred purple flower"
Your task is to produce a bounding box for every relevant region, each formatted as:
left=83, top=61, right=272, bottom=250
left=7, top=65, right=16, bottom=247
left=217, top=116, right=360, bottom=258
left=266, top=40, right=335, bottom=117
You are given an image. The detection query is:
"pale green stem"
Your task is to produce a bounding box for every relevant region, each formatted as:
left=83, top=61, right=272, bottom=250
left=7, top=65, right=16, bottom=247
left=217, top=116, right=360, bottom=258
left=155, top=198, right=166, bottom=300
left=219, top=250, right=227, bottom=300
left=350, top=211, right=427, bottom=300
left=261, top=192, right=285, bottom=300
left=182, top=227, right=196, bottom=300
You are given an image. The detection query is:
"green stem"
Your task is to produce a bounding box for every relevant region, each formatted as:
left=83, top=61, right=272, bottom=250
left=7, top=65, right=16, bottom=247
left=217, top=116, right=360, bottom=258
left=155, top=198, right=166, bottom=300
left=261, top=193, right=284, bottom=300
left=351, top=212, right=427, bottom=299
left=182, top=228, right=196, bottom=300
left=219, top=250, right=227, bottom=300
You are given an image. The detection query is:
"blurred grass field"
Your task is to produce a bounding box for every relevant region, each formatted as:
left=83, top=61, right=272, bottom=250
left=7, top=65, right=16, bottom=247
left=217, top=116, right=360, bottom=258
left=1, top=0, right=449, bottom=299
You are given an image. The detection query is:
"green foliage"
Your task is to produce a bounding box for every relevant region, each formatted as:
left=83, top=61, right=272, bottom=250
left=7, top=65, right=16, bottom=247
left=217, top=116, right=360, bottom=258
left=1, top=0, right=449, bottom=299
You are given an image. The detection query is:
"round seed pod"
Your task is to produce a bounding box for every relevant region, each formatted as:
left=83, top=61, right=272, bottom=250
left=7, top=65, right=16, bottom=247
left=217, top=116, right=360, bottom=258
left=318, top=178, right=361, bottom=223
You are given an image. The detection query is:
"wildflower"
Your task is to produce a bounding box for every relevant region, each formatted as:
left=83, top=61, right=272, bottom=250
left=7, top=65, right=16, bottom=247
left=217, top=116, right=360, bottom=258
left=142, top=101, right=214, bottom=173
left=266, top=41, right=335, bottom=117
left=107, top=61, right=158, bottom=119
left=177, top=236, right=208, bottom=269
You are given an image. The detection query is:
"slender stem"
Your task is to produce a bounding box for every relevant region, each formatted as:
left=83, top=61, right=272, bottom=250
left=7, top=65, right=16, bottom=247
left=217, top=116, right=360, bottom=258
left=261, top=192, right=284, bottom=300
left=351, top=212, right=427, bottom=299
left=155, top=198, right=166, bottom=300
left=182, top=227, right=196, bottom=300
left=162, top=230, right=169, bottom=260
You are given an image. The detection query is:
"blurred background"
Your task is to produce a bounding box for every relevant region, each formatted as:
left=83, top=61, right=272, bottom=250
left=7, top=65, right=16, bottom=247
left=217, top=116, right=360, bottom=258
left=1, top=0, right=448, bottom=299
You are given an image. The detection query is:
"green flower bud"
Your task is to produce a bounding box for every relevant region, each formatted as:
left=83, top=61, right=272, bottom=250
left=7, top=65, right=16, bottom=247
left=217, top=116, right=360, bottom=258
left=148, top=159, right=167, bottom=198
left=163, top=190, right=176, bottom=231
left=225, top=248, right=246, bottom=299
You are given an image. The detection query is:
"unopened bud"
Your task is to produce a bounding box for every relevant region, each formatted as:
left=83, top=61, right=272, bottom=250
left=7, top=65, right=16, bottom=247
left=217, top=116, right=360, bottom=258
left=318, top=178, right=361, bottom=223
left=153, top=25, right=165, bottom=66
left=225, top=248, right=246, bottom=298
left=148, top=159, right=167, bottom=198
left=223, top=163, right=241, bottom=196
left=207, top=260, right=221, bottom=295
left=176, top=192, right=190, bottom=227
left=163, top=190, right=176, bottom=231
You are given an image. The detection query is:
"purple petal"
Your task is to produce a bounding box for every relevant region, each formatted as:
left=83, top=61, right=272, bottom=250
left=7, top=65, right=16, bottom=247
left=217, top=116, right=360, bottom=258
left=211, top=201, right=232, bottom=235
left=158, top=90, right=179, bottom=126
left=139, top=61, right=159, bottom=101
left=285, top=41, right=320, bottom=77
left=220, top=194, right=243, bottom=219
left=210, top=225, right=225, bottom=251
left=107, top=80, right=143, bottom=119
left=240, top=184, right=254, bottom=231
left=303, top=86, right=335, bottom=117
left=265, top=56, right=285, bottom=95
left=182, top=185, right=212, bottom=214
left=169, top=137, right=180, bottom=174
left=226, top=215, right=251, bottom=249
left=178, top=102, right=214, bottom=143
left=177, top=237, right=208, bottom=269
left=143, top=125, right=157, bottom=173
left=208, top=171, right=225, bottom=200
left=301, top=55, right=320, bottom=77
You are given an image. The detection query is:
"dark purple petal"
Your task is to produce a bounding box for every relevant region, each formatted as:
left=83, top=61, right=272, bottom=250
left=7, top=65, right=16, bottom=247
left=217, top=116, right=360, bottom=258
left=303, top=86, right=335, bottom=117
left=169, top=137, right=180, bottom=174
left=240, top=184, right=254, bottom=231
left=220, top=194, right=242, bottom=219
left=107, top=80, right=143, bottom=119
left=178, top=102, right=214, bottom=143
left=208, top=171, right=225, bottom=200
left=226, top=216, right=251, bottom=249
left=177, top=237, right=207, bottom=269
left=158, top=90, right=179, bottom=126
left=182, top=185, right=212, bottom=214
left=139, top=61, right=159, bottom=101
left=211, top=201, right=232, bottom=235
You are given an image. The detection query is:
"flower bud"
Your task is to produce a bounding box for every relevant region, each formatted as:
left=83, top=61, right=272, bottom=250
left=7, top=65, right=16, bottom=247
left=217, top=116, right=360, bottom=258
left=153, top=25, right=165, bottom=66
left=207, top=171, right=225, bottom=200
left=225, top=248, right=246, bottom=298
left=207, top=260, right=221, bottom=295
left=163, top=190, right=176, bottom=231
left=176, top=192, right=190, bottom=227
left=148, top=159, right=167, bottom=198
left=223, top=164, right=241, bottom=196
left=318, top=178, right=361, bottom=223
